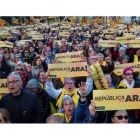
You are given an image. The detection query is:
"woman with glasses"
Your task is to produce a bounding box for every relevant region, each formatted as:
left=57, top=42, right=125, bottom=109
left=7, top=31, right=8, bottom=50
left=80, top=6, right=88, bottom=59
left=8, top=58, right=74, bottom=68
left=117, top=67, right=140, bottom=89
left=14, top=63, right=32, bottom=88
left=45, top=70, right=93, bottom=112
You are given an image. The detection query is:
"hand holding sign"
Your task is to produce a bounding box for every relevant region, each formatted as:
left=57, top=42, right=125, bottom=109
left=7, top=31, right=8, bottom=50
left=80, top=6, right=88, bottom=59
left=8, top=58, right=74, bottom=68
left=45, top=70, right=51, bottom=82
left=89, top=100, right=96, bottom=116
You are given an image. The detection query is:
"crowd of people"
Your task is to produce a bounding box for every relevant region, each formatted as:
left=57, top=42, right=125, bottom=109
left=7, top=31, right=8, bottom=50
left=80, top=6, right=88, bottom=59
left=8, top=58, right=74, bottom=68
left=0, top=18, right=140, bottom=123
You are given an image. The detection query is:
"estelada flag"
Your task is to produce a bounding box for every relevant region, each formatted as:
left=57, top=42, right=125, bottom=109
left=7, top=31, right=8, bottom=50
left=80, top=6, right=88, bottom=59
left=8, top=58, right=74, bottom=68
left=131, top=20, right=135, bottom=27
left=127, top=24, right=131, bottom=32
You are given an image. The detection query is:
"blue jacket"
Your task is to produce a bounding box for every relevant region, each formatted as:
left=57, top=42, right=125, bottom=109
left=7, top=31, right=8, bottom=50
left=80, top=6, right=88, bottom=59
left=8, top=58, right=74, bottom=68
left=63, top=99, right=88, bottom=123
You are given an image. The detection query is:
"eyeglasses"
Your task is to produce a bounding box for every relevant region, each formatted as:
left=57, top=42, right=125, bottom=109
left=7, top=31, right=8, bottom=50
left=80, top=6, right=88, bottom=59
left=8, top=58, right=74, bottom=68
left=114, top=115, right=129, bottom=120
left=24, top=52, right=29, bottom=54
left=65, top=83, right=74, bottom=85
left=7, top=80, right=20, bottom=85
left=90, top=58, right=98, bottom=60
left=15, top=68, right=24, bottom=71
left=64, top=102, right=74, bottom=106
left=125, top=73, right=133, bottom=76
left=15, top=57, right=20, bottom=59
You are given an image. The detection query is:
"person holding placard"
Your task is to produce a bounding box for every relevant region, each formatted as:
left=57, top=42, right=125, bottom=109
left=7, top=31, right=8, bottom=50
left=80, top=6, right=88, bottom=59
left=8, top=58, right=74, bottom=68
left=45, top=70, right=93, bottom=112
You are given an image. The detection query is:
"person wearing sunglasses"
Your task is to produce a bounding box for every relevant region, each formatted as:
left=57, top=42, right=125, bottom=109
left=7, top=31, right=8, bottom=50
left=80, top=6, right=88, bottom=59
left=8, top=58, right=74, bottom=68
left=117, top=67, right=140, bottom=89
left=14, top=63, right=32, bottom=88
left=107, top=110, right=129, bottom=123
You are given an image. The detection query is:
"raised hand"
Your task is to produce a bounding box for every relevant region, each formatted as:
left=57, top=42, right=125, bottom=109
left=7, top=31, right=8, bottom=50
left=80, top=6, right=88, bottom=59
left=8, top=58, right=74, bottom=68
left=40, top=53, right=45, bottom=62
left=78, top=82, right=87, bottom=97
left=89, top=100, right=96, bottom=115
left=45, top=70, right=51, bottom=82
left=26, top=64, right=31, bottom=72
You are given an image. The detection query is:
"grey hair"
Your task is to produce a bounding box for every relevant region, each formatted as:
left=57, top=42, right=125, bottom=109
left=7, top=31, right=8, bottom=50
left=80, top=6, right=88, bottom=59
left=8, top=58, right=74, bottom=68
left=61, top=96, right=75, bottom=108
left=46, top=115, right=63, bottom=123
left=104, top=74, right=112, bottom=80
left=119, top=47, right=126, bottom=53
left=89, top=54, right=98, bottom=60
left=120, top=55, right=129, bottom=62
left=10, top=54, right=15, bottom=58
left=15, top=54, right=22, bottom=59
left=26, top=79, right=42, bottom=91
left=98, top=53, right=104, bottom=58
left=7, top=72, right=21, bottom=81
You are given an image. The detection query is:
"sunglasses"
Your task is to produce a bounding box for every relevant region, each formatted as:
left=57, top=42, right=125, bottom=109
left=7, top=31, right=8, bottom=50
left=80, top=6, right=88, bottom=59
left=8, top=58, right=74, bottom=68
left=15, top=68, right=24, bottom=71
left=114, top=115, right=129, bottom=120
left=125, top=73, right=133, bottom=76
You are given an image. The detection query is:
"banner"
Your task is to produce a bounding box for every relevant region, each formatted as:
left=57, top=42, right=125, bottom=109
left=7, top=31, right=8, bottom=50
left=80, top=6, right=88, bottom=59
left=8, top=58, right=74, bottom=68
left=48, top=62, right=89, bottom=78
left=0, top=79, right=9, bottom=93
left=89, top=62, right=109, bottom=90
left=115, top=62, right=140, bottom=73
left=98, top=40, right=117, bottom=47
left=93, top=88, right=140, bottom=111
left=129, top=40, right=140, bottom=48
left=116, top=35, right=136, bottom=44
left=55, top=51, right=83, bottom=63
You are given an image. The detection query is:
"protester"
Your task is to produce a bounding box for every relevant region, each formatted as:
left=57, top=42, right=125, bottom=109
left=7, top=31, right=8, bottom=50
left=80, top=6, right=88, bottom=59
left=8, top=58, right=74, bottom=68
left=0, top=73, right=45, bottom=123
left=26, top=79, right=50, bottom=121
left=0, top=16, right=140, bottom=124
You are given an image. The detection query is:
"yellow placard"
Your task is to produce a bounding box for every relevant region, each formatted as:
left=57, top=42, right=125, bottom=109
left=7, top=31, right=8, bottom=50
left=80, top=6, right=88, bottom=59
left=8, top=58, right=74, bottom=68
left=129, top=40, right=140, bottom=48
left=0, top=79, right=9, bottom=93
left=93, top=88, right=140, bottom=111
left=115, top=62, right=140, bottom=73
left=89, top=62, right=109, bottom=90
left=98, top=40, right=117, bottom=47
left=116, top=35, right=136, bottom=44
left=48, top=62, right=89, bottom=78
left=55, top=51, right=83, bottom=63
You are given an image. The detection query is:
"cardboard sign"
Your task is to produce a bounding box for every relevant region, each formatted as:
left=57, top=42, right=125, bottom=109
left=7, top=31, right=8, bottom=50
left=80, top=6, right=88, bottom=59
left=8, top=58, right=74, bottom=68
left=55, top=51, right=83, bottom=63
left=93, top=88, right=140, bottom=111
left=116, top=35, right=136, bottom=44
left=0, top=79, right=9, bottom=93
left=98, top=40, right=117, bottom=47
left=115, top=62, right=140, bottom=73
left=129, top=40, right=140, bottom=48
left=48, top=62, right=89, bottom=78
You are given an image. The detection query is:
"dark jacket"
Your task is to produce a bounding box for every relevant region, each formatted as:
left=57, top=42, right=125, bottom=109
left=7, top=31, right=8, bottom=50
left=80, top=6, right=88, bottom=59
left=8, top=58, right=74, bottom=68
left=37, top=89, right=50, bottom=121
left=0, top=71, right=7, bottom=78
left=0, top=62, right=11, bottom=76
left=23, top=56, right=34, bottom=65
left=0, top=89, right=45, bottom=123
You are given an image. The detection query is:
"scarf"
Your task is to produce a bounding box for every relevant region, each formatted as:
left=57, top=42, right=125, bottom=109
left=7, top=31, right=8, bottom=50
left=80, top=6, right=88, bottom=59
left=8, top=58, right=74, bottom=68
left=65, top=114, right=72, bottom=123
left=45, top=55, right=53, bottom=64
left=56, top=88, right=78, bottom=108
left=99, top=61, right=106, bottom=66
left=122, top=79, right=135, bottom=89
left=113, top=70, right=123, bottom=77
left=109, top=83, right=115, bottom=89
left=38, top=79, right=46, bottom=89
left=53, top=113, right=72, bottom=123
left=134, top=55, right=140, bottom=62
